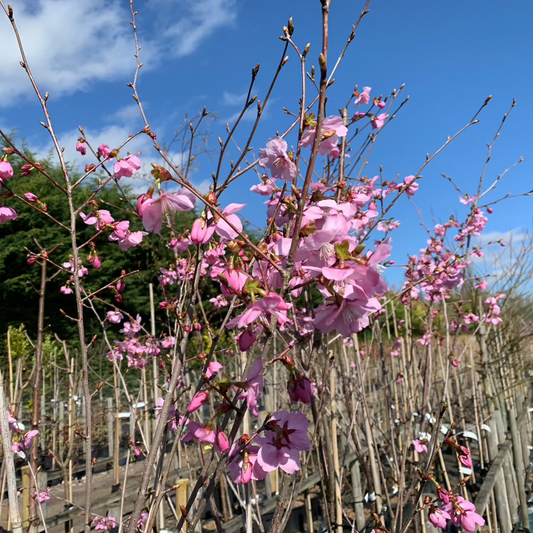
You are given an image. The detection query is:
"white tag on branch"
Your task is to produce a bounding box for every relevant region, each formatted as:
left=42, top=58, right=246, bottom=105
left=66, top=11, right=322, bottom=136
left=15, top=451, right=26, bottom=460
left=481, top=424, right=491, bottom=432
left=133, top=402, right=146, bottom=408
left=419, top=432, right=432, bottom=441
left=440, top=426, right=449, bottom=435
left=391, top=486, right=399, bottom=495
left=425, top=413, right=436, bottom=423
left=462, top=431, right=478, bottom=441
left=369, top=492, right=377, bottom=501
left=459, top=467, right=473, bottom=475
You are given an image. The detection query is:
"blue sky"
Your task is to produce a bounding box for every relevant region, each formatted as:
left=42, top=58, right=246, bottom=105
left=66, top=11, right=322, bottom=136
left=1, top=0, right=531, bottom=286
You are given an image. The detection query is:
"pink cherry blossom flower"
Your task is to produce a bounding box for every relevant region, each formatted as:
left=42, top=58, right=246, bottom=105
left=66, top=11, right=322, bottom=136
left=60, top=286, right=73, bottom=295
left=355, top=86, right=372, bottom=106
left=403, top=176, right=419, bottom=197
left=209, top=295, right=228, bottom=309
left=76, top=143, right=86, bottom=156
left=160, top=336, right=175, bottom=349
left=459, top=194, right=477, bottom=205
left=98, top=144, right=111, bottom=159
left=457, top=445, right=473, bottom=468
left=137, top=513, right=149, bottom=529
left=226, top=293, right=292, bottom=330
left=205, top=361, right=223, bottom=379
left=32, top=488, right=51, bottom=504
left=228, top=443, right=267, bottom=484
left=214, top=203, right=246, bottom=241
left=24, top=192, right=39, bottom=202
left=437, top=486, right=451, bottom=504
left=21, top=164, right=33, bottom=176
left=412, top=439, right=428, bottom=453
left=258, top=136, right=297, bottom=181
left=12, top=429, right=39, bottom=454
left=138, top=190, right=196, bottom=234
left=0, top=206, right=17, bottom=222
left=250, top=179, right=278, bottom=196
left=443, top=496, right=485, bottom=532
left=187, top=390, right=210, bottom=413
left=256, top=411, right=311, bottom=474
left=315, top=287, right=381, bottom=337
left=287, top=374, right=313, bottom=404
left=0, top=161, right=14, bottom=180
left=300, top=116, right=348, bottom=156
left=190, top=218, right=216, bottom=244
left=371, top=113, right=388, bottom=130
left=107, top=311, right=123, bottom=324
left=429, top=506, right=451, bottom=529
left=91, top=516, right=116, bottom=531
left=236, top=329, right=257, bottom=351
left=80, top=209, right=115, bottom=230
left=237, top=358, right=264, bottom=418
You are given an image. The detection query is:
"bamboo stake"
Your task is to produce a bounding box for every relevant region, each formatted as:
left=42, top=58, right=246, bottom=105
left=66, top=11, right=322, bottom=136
left=0, top=373, right=23, bottom=533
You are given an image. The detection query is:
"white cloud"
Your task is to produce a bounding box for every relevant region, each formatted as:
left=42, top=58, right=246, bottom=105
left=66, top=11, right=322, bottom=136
left=0, top=0, right=137, bottom=103
left=0, top=0, right=237, bottom=105
left=161, top=0, right=237, bottom=58
left=223, top=91, right=248, bottom=106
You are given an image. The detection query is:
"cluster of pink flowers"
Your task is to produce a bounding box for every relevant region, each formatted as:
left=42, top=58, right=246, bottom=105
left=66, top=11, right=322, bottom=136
left=0, top=160, right=17, bottom=222
left=91, top=516, right=116, bottom=531
left=483, top=294, right=505, bottom=325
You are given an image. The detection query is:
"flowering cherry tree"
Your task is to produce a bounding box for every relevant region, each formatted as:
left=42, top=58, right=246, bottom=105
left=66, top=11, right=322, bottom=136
left=0, top=1, right=530, bottom=533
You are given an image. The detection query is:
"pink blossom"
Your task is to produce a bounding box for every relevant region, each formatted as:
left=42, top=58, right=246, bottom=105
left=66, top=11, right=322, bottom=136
left=0, top=206, right=17, bottom=222
left=371, top=113, right=388, bottom=130
left=24, top=192, right=39, bottom=202
left=412, top=439, right=428, bottom=453
left=60, top=286, right=73, bottom=295
left=214, top=203, right=246, bottom=241
left=236, top=329, right=257, bottom=351
left=459, top=194, right=477, bottom=205
left=32, top=488, right=51, bottom=504
left=209, top=295, right=228, bottom=309
left=237, top=358, right=264, bottom=418
left=287, top=374, right=312, bottom=404
left=187, top=390, right=210, bottom=413
left=205, top=361, right=223, bottom=379
left=91, top=516, right=116, bottom=531
left=250, top=179, right=278, bottom=196
left=457, top=445, right=473, bottom=468
left=355, top=86, right=371, bottom=106
left=228, top=443, right=267, bottom=484
left=403, top=176, right=419, bottom=197
left=137, top=513, right=149, bottom=529
left=443, top=496, right=485, bottom=532
left=113, top=155, right=141, bottom=179
left=417, top=333, right=432, bottom=346
left=258, top=136, right=297, bottom=181
left=256, top=411, right=311, bottom=474
left=190, top=218, right=216, bottom=244
left=98, top=144, right=111, bottom=159
left=12, top=429, right=39, bottom=454
left=107, top=311, right=123, bottom=324
left=315, top=287, right=381, bottom=337
left=76, top=143, right=86, bottom=156
left=80, top=209, right=115, bottom=230
left=227, top=293, right=291, bottom=330
left=0, top=161, right=14, bottom=180
left=138, top=190, right=196, bottom=234
left=429, top=506, right=451, bottom=529
left=300, top=115, right=348, bottom=156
